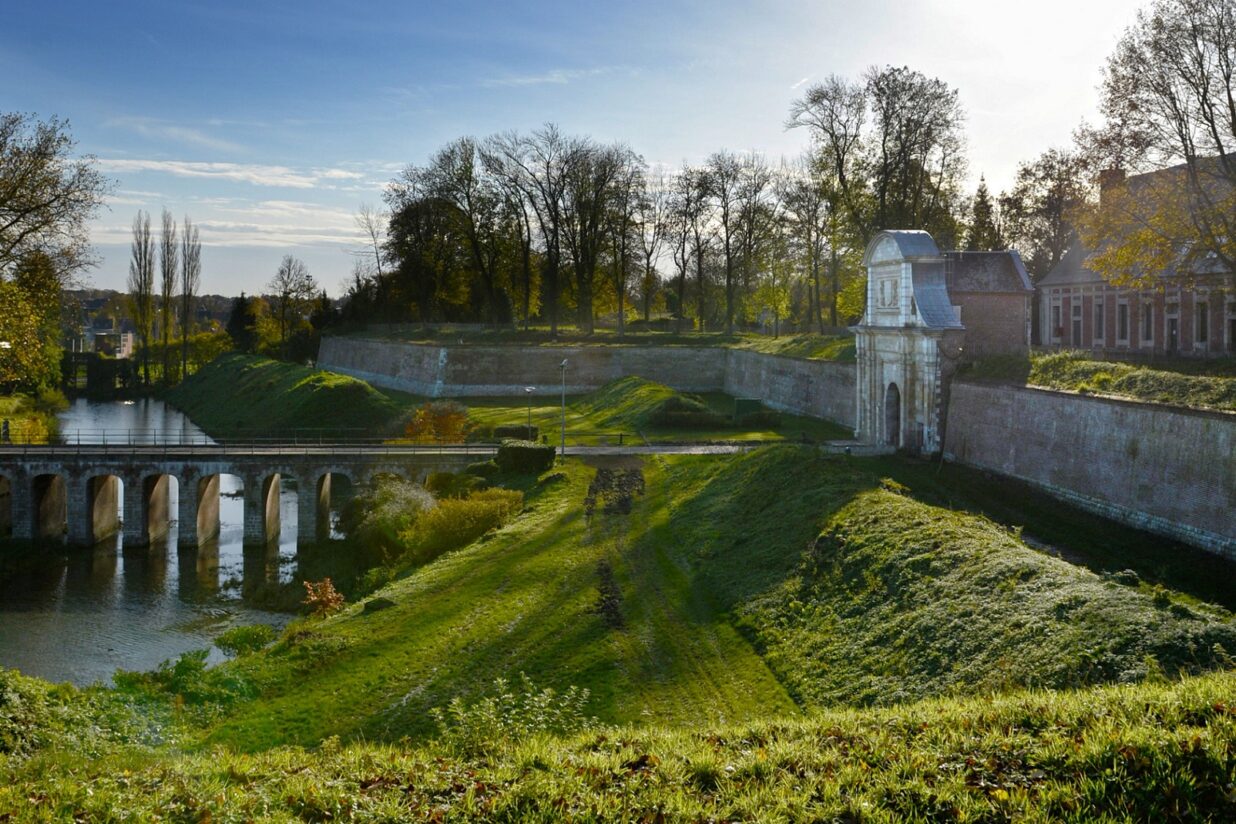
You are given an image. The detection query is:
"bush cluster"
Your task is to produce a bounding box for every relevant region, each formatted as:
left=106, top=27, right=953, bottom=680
left=430, top=673, right=594, bottom=756
left=493, top=423, right=538, bottom=441
left=403, top=488, right=524, bottom=566
left=338, top=479, right=436, bottom=556
left=495, top=439, right=556, bottom=474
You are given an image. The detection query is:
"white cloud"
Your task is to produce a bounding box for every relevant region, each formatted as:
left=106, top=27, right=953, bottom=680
left=106, top=117, right=245, bottom=153
left=97, top=159, right=322, bottom=188
left=483, top=67, right=612, bottom=87
left=790, top=75, right=811, bottom=90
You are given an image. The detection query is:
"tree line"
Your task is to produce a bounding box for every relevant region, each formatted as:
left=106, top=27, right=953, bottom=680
left=339, top=65, right=1076, bottom=336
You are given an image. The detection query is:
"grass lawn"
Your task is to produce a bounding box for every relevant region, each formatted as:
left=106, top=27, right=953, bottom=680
left=341, top=324, right=858, bottom=362
left=463, top=376, right=852, bottom=444
left=966, top=350, right=1236, bottom=412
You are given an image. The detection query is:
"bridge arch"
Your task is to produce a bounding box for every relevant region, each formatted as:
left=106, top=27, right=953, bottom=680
left=32, top=473, right=67, bottom=541
left=84, top=473, right=122, bottom=545
left=0, top=472, right=10, bottom=538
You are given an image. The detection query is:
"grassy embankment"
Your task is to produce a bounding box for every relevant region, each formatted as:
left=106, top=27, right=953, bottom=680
left=967, top=349, right=1236, bottom=412
left=129, top=449, right=1236, bottom=751
left=340, top=325, right=858, bottom=362
left=3, top=445, right=1235, bottom=819
left=163, top=352, right=411, bottom=439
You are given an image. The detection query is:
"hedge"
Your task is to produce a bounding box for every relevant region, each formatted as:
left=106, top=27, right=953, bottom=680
left=495, top=439, right=556, bottom=474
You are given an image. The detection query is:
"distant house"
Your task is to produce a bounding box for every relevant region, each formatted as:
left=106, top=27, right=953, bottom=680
left=1039, top=167, right=1236, bottom=357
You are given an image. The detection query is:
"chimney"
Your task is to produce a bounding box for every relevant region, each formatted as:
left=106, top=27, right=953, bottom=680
left=1098, top=168, right=1126, bottom=208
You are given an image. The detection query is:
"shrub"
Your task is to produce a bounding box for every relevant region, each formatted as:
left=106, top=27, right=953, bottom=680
left=495, top=439, right=556, bottom=474
left=214, top=624, right=276, bottom=657
left=338, top=479, right=435, bottom=555
left=494, top=423, right=538, bottom=441
left=430, top=673, right=594, bottom=756
left=426, top=471, right=488, bottom=499
left=113, top=649, right=255, bottom=708
left=404, top=400, right=471, bottom=444
left=303, top=578, right=346, bottom=617
left=466, top=460, right=500, bottom=479
left=403, top=488, right=524, bottom=565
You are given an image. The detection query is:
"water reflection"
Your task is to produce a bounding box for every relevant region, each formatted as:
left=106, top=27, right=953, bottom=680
left=0, top=398, right=360, bottom=685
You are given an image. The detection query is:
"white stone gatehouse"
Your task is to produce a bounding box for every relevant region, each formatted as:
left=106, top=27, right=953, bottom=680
left=853, top=230, right=1033, bottom=453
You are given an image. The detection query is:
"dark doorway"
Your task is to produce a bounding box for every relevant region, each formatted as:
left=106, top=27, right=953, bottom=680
left=1168, top=317, right=1179, bottom=352
left=884, top=383, right=901, bottom=447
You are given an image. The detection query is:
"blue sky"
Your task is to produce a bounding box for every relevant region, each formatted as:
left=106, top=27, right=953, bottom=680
left=4, top=0, right=1143, bottom=296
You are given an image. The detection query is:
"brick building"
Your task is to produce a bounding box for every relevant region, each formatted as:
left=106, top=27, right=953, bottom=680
left=1039, top=244, right=1236, bottom=357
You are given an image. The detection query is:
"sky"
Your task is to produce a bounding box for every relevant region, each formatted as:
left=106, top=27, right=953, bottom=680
left=3, top=0, right=1145, bottom=297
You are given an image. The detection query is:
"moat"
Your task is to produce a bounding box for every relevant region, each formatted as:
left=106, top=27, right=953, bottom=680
left=0, top=398, right=312, bottom=685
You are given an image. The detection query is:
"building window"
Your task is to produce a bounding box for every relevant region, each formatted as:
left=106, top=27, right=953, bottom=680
left=1094, top=299, right=1105, bottom=343
left=1051, top=304, right=1061, bottom=341
left=1071, top=302, right=1082, bottom=345
left=1117, top=301, right=1129, bottom=343
left=1142, top=301, right=1154, bottom=344
left=1196, top=301, right=1209, bottom=344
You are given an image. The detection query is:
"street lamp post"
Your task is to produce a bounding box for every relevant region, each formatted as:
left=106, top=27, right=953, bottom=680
left=559, top=359, right=567, bottom=460
left=524, top=386, right=534, bottom=437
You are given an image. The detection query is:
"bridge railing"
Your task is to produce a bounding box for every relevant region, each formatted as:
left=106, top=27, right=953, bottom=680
left=0, top=429, right=501, bottom=457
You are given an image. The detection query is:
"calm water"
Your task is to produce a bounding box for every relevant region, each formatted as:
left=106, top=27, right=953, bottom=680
left=0, top=398, right=332, bottom=685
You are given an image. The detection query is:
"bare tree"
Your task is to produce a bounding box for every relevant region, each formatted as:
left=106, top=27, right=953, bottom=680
left=158, top=209, right=177, bottom=383
left=786, top=75, right=868, bottom=232
left=777, top=158, right=829, bottom=330
left=353, top=203, right=387, bottom=279
left=563, top=142, right=627, bottom=333
left=179, top=215, right=201, bottom=378
left=485, top=125, right=581, bottom=336
left=605, top=152, right=644, bottom=336
left=268, top=255, right=317, bottom=355
left=737, top=153, right=776, bottom=323
left=126, top=211, right=155, bottom=386
left=635, top=171, right=668, bottom=322
left=706, top=151, right=743, bottom=334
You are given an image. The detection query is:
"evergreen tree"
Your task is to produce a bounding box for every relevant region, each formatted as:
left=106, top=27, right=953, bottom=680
left=965, top=176, right=1003, bottom=251
left=226, top=292, right=257, bottom=353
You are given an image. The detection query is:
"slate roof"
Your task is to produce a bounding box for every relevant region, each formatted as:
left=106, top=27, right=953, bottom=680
left=911, top=260, right=964, bottom=329
left=863, top=229, right=941, bottom=262
left=943, top=251, right=1034, bottom=293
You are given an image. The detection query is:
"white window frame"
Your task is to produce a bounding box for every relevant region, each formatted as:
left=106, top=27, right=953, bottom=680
left=1116, top=298, right=1129, bottom=345
left=1093, top=297, right=1105, bottom=346
left=1141, top=299, right=1154, bottom=348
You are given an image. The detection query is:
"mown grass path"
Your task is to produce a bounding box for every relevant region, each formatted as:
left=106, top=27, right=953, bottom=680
left=205, top=459, right=795, bottom=749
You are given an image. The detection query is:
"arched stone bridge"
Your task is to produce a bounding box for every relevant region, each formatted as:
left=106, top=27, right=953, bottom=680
left=0, top=443, right=494, bottom=547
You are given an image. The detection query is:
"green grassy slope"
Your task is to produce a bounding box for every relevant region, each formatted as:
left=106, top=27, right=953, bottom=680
left=205, top=459, right=796, bottom=750
left=967, top=350, right=1236, bottom=411
left=465, top=376, right=852, bottom=443
left=192, top=447, right=1231, bottom=751
left=165, top=353, right=408, bottom=438
left=5, top=671, right=1235, bottom=821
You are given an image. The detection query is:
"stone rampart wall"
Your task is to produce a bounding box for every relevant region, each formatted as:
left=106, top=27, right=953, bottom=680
left=944, top=381, right=1236, bottom=557
left=318, top=336, right=858, bottom=427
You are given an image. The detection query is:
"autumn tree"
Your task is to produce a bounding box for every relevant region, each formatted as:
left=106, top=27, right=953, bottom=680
left=0, top=113, right=109, bottom=284
left=404, top=400, right=470, bottom=444
left=1076, top=0, right=1236, bottom=286
left=127, top=211, right=155, bottom=386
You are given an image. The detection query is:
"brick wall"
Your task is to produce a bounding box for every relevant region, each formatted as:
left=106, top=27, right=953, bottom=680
left=944, top=381, right=1236, bottom=557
